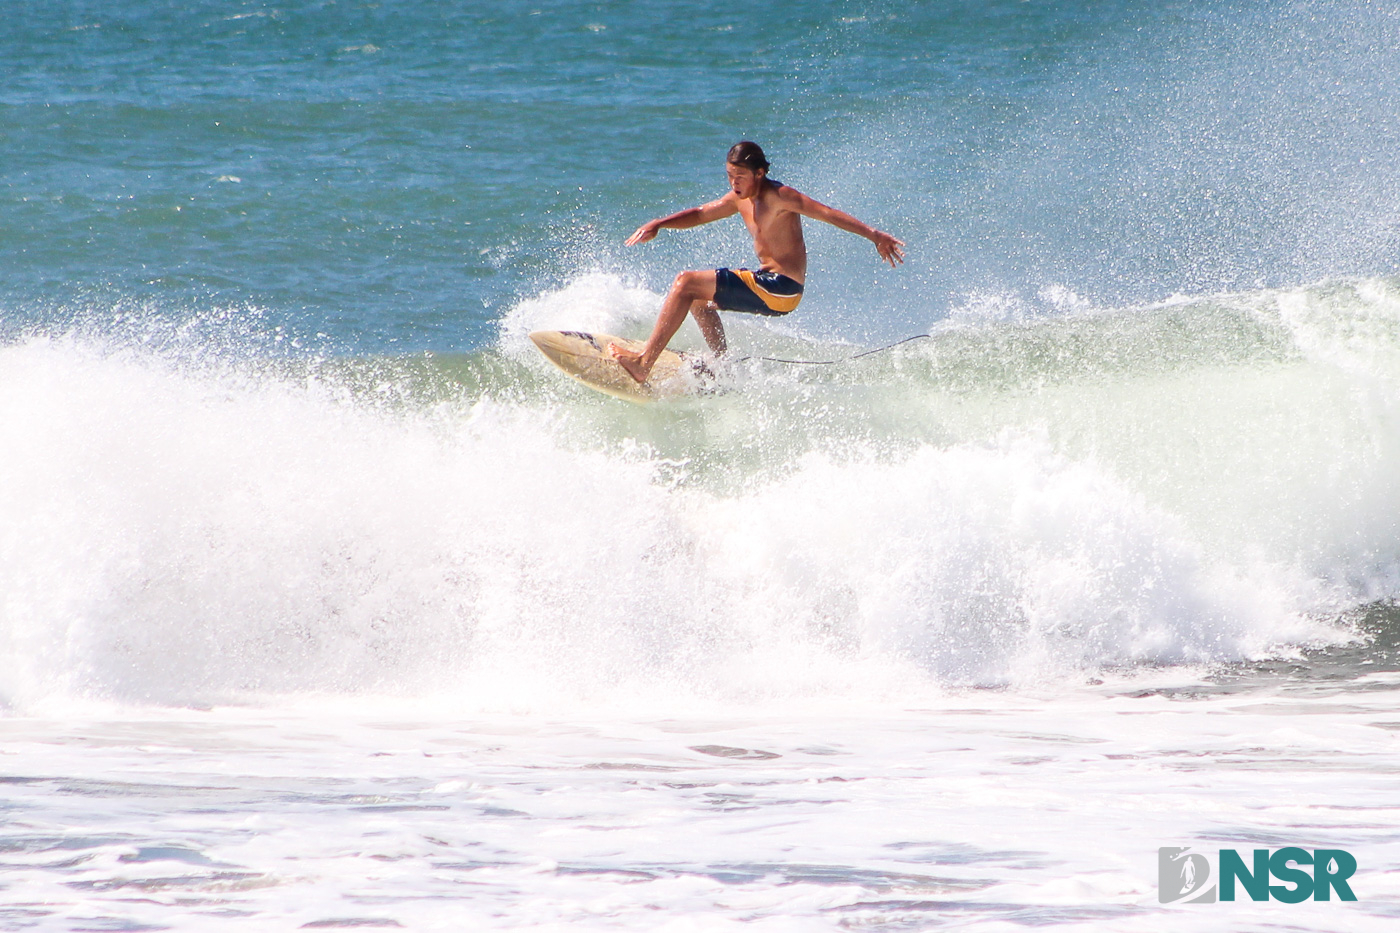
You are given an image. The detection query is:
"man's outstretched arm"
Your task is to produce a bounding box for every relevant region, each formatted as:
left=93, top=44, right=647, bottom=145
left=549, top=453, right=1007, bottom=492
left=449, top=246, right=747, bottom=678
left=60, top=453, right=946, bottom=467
left=625, top=195, right=740, bottom=245
left=780, top=188, right=905, bottom=267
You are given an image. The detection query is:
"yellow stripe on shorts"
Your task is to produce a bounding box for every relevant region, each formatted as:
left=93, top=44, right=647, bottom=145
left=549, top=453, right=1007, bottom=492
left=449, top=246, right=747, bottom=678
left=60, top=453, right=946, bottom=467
left=735, top=270, right=803, bottom=314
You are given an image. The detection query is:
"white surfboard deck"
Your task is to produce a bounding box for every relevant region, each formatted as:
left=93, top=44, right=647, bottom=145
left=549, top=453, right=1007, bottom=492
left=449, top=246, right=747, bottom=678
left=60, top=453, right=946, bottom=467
left=528, top=330, right=712, bottom=403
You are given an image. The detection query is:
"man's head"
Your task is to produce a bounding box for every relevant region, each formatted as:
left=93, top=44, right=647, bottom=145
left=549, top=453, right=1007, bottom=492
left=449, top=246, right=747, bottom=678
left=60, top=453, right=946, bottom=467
left=726, top=141, right=769, bottom=198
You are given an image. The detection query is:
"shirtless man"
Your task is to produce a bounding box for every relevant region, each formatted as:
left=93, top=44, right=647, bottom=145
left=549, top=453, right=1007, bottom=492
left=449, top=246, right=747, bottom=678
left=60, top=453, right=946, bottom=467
left=609, top=141, right=904, bottom=383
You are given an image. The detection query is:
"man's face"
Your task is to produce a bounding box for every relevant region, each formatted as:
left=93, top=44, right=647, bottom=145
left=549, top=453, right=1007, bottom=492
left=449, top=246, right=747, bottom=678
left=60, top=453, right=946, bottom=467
left=726, top=163, right=764, bottom=199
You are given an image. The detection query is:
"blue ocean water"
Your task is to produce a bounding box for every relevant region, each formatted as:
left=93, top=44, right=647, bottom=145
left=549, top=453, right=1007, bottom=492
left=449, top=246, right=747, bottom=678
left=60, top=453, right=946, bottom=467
left=6, top=0, right=1397, bottom=352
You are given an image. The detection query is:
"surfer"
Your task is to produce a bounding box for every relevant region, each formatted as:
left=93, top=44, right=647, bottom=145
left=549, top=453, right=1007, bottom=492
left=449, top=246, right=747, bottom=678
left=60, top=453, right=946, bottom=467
left=609, top=141, right=904, bottom=383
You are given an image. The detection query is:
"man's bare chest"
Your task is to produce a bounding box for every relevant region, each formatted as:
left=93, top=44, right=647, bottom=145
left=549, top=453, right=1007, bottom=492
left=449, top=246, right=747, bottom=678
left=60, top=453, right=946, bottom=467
left=737, top=200, right=793, bottom=238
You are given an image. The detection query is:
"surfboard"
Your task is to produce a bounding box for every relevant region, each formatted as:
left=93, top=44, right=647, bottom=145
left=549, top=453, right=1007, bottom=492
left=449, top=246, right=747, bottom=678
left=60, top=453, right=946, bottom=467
left=528, top=330, right=712, bottom=403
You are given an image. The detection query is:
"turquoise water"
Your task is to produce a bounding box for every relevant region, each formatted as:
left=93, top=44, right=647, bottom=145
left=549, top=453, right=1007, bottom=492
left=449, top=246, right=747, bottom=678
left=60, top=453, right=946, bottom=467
left=7, top=1, right=1398, bottom=352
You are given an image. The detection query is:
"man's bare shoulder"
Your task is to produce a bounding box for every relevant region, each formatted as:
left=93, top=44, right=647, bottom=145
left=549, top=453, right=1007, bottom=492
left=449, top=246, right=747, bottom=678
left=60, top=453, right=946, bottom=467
left=696, top=191, right=742, bottom=220
left=766, top=180, right=809, bottom=209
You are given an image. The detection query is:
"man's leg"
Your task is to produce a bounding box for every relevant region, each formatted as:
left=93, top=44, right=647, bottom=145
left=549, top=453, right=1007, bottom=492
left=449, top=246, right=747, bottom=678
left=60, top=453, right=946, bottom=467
left=690, top=301, right=727, bottom=356
left=611, top=269, right=717, bottom=383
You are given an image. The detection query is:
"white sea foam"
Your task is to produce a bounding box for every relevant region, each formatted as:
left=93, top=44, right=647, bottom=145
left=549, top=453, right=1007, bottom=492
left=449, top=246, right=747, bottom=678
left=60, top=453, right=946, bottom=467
left=4, top=689, right=1398, bottom=931
left=496, top=272, right=666, bottom=353
left=8, top=278, right=1396, bottom=713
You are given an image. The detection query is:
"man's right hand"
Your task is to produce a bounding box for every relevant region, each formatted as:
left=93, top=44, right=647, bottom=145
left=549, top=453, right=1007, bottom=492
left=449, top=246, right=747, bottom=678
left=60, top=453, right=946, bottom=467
left=625, top=222, right=659, bottom=246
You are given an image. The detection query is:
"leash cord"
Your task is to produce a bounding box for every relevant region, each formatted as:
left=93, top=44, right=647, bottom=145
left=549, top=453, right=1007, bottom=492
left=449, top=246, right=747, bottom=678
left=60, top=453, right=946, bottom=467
left=735, top=333, right=931, bottom=366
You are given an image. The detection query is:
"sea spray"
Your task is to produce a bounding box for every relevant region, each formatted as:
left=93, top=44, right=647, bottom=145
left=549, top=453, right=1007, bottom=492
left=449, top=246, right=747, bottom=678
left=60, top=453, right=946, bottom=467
left=6, top=281, right=1387, bottom=710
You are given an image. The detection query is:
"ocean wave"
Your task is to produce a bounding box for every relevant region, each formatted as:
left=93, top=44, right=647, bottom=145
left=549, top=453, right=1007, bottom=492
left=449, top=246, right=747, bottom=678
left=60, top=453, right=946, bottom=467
left=2, top=277, right=1397, bottom=710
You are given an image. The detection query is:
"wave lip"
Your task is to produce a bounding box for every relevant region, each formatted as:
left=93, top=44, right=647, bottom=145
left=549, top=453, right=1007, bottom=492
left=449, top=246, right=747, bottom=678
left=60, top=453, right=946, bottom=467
left=495, top=272, right=663, bottom=354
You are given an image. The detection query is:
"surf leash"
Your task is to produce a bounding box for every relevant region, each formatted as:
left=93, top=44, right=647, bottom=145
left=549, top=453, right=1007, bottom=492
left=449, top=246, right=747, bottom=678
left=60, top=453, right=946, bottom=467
left=736, top=333, right=931, bottom=366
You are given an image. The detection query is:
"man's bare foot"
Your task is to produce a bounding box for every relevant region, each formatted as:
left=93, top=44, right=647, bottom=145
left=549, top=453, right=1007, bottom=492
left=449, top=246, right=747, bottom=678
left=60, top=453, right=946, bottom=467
left=608, top=343, right=651, bottom=384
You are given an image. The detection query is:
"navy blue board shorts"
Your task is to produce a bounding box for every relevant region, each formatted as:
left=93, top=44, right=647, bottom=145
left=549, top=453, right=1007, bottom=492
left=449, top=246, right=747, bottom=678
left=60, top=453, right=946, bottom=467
left=713, top=268, right=804, bottom=316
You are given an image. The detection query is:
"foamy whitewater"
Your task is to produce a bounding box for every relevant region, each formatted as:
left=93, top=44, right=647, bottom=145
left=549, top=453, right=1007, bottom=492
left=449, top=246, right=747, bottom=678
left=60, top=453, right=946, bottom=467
left=4, top=277, right=1400, bottom=929
left=4, top=1, right=1400, bottom=929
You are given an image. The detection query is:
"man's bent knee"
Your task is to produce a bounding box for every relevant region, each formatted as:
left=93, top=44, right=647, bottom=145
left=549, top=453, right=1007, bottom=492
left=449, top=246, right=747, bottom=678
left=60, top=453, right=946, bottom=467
left=672, top=270, right=713, bottom=300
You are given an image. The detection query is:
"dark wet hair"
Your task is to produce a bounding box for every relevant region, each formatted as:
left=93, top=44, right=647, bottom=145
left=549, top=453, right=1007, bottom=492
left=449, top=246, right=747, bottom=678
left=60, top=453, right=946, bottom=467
left=727, top=141, right=769, bottom=173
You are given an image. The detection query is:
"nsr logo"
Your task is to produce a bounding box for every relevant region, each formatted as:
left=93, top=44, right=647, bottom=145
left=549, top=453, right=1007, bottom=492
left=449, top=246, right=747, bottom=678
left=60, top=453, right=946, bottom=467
left=1159, top=847, right=1357, bottom=904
